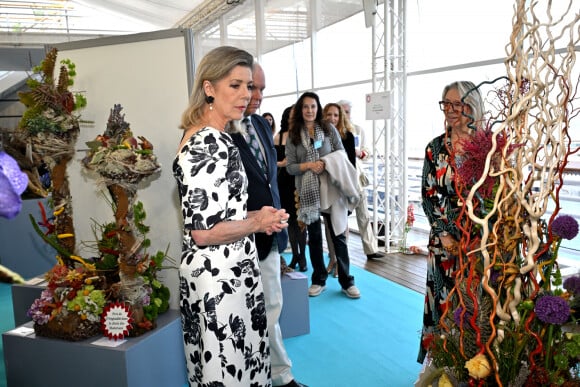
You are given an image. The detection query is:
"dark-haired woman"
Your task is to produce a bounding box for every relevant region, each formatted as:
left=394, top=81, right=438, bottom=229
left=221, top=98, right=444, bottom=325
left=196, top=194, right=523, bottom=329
left=285, top=91, right=360, bottom=299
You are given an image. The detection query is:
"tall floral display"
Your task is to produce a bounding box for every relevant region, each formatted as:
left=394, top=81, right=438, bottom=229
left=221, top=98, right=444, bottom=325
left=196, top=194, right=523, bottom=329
left=418, top=1, right=580, bottom=386
left=82, top=104, right=168, bottom=336
left=17, top=47, right=86, bottom=268
left=24, top=49, right=170, bottom=341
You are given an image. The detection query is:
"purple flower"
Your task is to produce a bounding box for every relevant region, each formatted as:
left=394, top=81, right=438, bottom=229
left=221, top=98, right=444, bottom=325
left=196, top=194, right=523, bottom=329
left=563, top=275, right=580, bottom=296
left=534, top=295, right=570, bottom=325
left=0, top=151, right=28, bottom=219
left=454, top=307, right=473, bottom=329
left=552, top=215, right=579, bottom=240
left=27, top=289, right=55, bottom=325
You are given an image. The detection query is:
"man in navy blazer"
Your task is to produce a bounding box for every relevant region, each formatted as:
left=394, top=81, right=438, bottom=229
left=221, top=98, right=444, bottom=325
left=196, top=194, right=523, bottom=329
left=228, top=63, right=306, bottom=387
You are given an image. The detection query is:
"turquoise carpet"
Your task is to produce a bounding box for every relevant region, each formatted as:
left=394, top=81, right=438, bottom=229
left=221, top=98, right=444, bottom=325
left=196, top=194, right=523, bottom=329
left=282, top=253, right=423, bottom=387
left=1, top=283, right=14, bottom=387
left=0, top=258, right=424, bottom=387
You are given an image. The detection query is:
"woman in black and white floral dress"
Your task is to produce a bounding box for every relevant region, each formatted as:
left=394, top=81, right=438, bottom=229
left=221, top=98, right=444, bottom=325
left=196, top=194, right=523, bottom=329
left=173, top=46, right=289, bottom=387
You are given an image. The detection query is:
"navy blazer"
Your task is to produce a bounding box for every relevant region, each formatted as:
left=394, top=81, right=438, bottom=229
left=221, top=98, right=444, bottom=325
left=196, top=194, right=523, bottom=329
left=230, top=114, right=289, bottom=260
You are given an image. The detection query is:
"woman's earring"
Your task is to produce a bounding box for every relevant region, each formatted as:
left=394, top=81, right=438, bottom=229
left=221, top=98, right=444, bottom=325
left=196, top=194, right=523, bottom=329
left=205, top=95, right=214, bottom=110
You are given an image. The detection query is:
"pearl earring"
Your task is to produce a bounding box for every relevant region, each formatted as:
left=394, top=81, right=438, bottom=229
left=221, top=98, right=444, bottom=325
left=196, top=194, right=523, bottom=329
left=205, top=95, right=215, bottom=111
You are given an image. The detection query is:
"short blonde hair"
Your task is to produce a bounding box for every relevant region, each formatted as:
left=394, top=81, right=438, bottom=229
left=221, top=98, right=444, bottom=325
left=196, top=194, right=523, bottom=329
left=180, top=46, right=254, bottom=130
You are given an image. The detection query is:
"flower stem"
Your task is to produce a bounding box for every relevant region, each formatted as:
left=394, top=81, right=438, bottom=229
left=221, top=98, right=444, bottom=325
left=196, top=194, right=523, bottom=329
left=545, top=324, right=553, bottom=370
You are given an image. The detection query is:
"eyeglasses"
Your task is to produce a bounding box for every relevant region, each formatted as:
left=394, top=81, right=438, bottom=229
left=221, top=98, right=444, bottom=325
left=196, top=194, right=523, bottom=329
left=438, top=101, right=465, bottom=112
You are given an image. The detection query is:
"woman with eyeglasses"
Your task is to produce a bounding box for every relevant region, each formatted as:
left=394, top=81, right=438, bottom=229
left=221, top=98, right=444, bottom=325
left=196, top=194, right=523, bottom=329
left=417, top=81, right=484, bottom=365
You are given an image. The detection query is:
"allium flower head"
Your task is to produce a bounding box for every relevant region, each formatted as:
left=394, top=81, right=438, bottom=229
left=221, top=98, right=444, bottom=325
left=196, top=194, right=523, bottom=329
left=552, top=215, right=579, bottom=240
left=534, top=295, right=570, bottom=325
left=563, top=275, right=580, bottom=296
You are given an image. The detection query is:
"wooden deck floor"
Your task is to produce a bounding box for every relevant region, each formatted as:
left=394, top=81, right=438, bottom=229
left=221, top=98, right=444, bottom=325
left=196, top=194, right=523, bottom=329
left=344, top=227, right=579, bottom=295
left=346, top=230, right=427, bottom=294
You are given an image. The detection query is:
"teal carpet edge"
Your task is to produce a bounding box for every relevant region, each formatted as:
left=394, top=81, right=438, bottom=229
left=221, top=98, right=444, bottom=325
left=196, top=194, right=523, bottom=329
left=1, top=283, right=14, bottom=387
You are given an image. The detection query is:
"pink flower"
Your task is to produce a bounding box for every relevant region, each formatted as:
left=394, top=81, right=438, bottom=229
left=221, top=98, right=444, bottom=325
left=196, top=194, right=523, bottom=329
left=406, top=204, right=415, bottom=227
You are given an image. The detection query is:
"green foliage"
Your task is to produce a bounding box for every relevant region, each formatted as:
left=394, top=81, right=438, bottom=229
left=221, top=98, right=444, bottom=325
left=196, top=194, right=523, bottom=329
left=90, top=199, right=173, bottom=326
left=24, top=115, right=64, bottom=135
left=142, top=249, right=172, bottom=322
left=18, top=47, right=87, bottom=132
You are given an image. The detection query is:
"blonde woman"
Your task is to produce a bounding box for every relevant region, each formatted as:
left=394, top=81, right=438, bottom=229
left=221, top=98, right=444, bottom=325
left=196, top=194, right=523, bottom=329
left=322, top=102, right=356, bottom=276
left=174, top=46, right=289, bottom=386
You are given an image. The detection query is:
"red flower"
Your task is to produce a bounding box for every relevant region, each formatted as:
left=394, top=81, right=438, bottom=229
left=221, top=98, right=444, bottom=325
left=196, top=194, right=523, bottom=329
left=457, top=128, right=508, bottom=198
left=422, top=333, right=435, bottom=350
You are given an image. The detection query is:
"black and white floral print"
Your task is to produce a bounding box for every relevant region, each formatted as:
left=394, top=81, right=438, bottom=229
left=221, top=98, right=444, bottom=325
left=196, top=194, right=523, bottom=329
left=173, top=127, right=271, bottom=387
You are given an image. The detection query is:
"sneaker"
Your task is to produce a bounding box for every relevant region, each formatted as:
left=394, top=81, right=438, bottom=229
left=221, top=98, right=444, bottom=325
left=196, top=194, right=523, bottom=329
left=342, top=285, right=361, bottom=299
left=308, top=284, right=326, bottom=297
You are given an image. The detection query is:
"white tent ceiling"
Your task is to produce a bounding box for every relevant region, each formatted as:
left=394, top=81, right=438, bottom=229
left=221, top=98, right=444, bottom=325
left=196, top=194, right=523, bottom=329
left=0, top=0, right=364, bottom=72
left=0, top=0, right=246, bottom=71
left=0, top=0, right=228, bottom=47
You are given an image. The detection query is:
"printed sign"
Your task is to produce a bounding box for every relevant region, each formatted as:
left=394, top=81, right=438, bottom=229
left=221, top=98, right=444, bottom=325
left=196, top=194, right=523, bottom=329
left=101, top=302, right=133, bottom=340
left=365, top=92, right=391, bottom=120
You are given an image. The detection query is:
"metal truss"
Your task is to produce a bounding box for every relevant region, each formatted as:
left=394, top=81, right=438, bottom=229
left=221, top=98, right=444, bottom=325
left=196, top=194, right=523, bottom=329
left=369, top=0, right=407, bottom=252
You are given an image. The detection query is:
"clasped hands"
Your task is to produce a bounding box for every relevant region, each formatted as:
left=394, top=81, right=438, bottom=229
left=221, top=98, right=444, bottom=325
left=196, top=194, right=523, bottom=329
left=251, top=206, right=289, bottom=235
left=309, top=160, right=325, bottom=175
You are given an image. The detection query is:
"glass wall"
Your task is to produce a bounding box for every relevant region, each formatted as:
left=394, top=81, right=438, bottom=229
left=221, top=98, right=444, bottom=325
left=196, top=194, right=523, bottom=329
left=194, top=0, right=580, bottom=256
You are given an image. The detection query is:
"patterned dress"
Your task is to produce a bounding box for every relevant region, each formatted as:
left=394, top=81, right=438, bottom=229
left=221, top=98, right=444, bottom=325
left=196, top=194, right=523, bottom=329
left=417, top=133, right=462, bottom=364
left=173, top=127, right=271, bottom=386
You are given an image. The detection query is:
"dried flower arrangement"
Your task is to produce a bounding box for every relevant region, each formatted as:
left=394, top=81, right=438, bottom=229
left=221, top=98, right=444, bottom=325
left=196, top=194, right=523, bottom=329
left=22, top=49, right=171, bottom=340
left=417, top=1, right=580, bottom=386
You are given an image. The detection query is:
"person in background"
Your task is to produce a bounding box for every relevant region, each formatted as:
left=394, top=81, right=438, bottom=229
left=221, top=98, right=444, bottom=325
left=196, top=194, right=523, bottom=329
left=275, top=105, right=308, bottom=272
left=322, top=102, right=356, bottom=277
left=173, top=46, right=289, bottom=386
left=227, top=63, right=308, bottom=387
left=286, top=91, right=361, bottom=299
left=417, top=81, right=484, bottom=364
left=338, top=99, right=386, bottom=260
left=262, top=112, right=277, bottom=135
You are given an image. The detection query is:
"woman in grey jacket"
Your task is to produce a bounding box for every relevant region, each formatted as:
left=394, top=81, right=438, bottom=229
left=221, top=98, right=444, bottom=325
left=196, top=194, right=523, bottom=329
left=285, top=91, right=361, bottom=299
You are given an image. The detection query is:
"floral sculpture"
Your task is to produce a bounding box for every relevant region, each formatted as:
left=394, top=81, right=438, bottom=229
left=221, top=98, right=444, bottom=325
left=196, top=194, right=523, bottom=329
left=24, top=50, right=170, bottom=340
left=418, top=1, right=580, bottom=386
left=18, top=48, right=106, bottom=340
left=18, top=47, right=87, bottom=268
left=82, top=104, right=168, bottom=335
